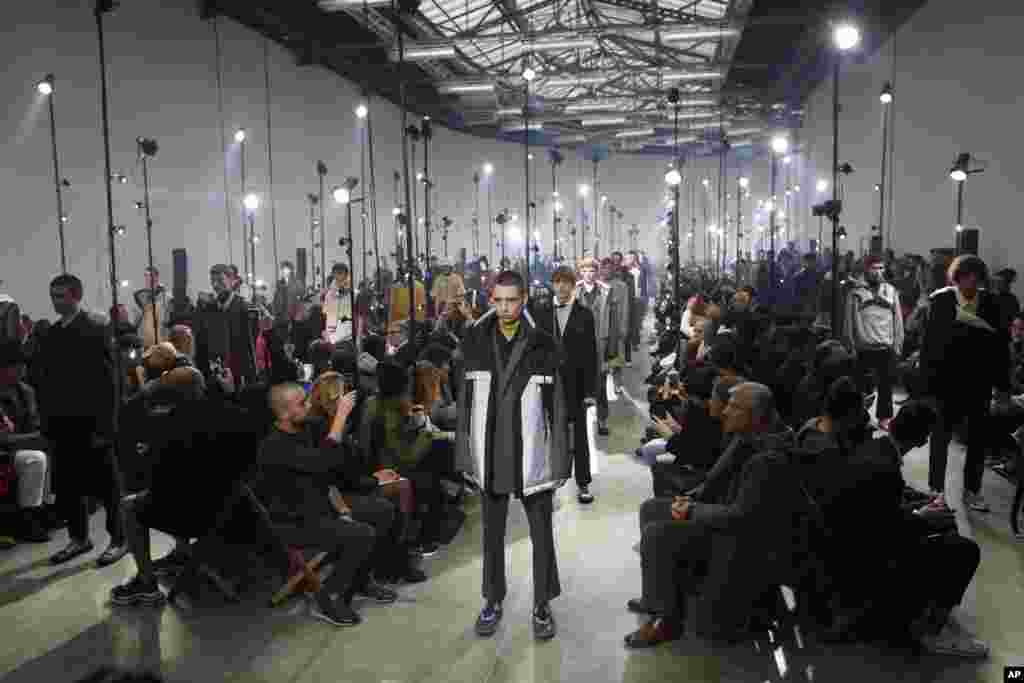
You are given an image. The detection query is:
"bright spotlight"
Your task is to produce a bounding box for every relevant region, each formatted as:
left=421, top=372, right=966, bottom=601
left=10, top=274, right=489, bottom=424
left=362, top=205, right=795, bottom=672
left=523, top=67, right=537, bottom=82
left=701, top=178, right=710, bottom=188
left=782, top=155, right=792, bottom=165
left=483, top=162, right=494, bottom=175
left=665, top=169, right=682, bottom=186
left=37, top=75, right=54, bottom=95
left=816, top=179, right=828, bottom=193
left=879, top=82, right=893, bottom=104
left=833, top=23, right=861, bottom=51
left=355, top=103, right=368, bottom=119
left=234, top=129, right=247, bottom=144
left=333, top=186, right=351, bottom=204
left=579, top=184, right=590, bottom=197
left=771, top=135, right=789, bottom=155
left=243, top=193, right=260, bottom=212
left=554, top=201, right=563, bottom=212
left=950, top=168, right=967, bottom=182
left=392, top=207, right=402, bottom=216
left=739, top=177, right=749, bottom=189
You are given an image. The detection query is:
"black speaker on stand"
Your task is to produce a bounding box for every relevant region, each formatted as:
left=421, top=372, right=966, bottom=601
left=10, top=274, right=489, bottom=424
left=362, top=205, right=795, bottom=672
left=171, top=248, right=193, bottom=326
left=960, top=228, right=979, bottom=255
left=296, top=248, right=308, bottom=288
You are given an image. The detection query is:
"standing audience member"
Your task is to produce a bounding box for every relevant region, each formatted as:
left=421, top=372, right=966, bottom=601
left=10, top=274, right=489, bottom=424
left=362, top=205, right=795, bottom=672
left=0, top=339, right=51, bottom=542
left=844, top=255, right=903, bottom=430
left=992, top=268, right=1020, bottom=336
left=624, top=251, right=647, bottom=359
left=38, top=274, right=126, bottom=566
left=919, top=255, right=1010, bottom=515
left=194, top=264, right=257, bottom=386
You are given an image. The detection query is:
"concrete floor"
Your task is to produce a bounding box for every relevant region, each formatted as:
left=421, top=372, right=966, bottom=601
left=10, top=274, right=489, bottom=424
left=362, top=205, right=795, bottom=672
left=2, top=349, right=1024, bottom=683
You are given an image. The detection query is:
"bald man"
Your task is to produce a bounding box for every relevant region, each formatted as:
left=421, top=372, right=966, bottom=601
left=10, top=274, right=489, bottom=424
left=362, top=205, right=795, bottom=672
left=625, top=382, right=794, bottom=647
left=254, top=382, right=385, bottom=627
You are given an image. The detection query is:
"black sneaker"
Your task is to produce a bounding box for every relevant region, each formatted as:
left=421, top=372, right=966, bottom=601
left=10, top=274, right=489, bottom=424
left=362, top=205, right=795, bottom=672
left=110, top=576, right=166, bottom=607
left=598, top=423, right=610, bottom=436
left=533, top=603, right=557, bottom=640
left=577, top=486, right=595, bottom=504
left=96, top=542, right=128, bottom=568
left=356, top=581, right=399, bottom=604
left=475, top=602, right=503, bottom=637
left=50, top=539, right=94, bottom=565
left=417, top=541, right=441, bottom=557
left=404, top=566, right=428, bottom=584
left=311, top=593, right=361, bottom=627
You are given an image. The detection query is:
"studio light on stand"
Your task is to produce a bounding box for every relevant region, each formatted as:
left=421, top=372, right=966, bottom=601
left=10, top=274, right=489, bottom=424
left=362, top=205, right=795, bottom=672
left=878, top=81, right=893, bottom=251
left=333, top=177, right=361, bottom=347
left=523, top=58, right=535, bottom=283
left=137, top=136, right=160, bottom=343
left=949, top=152, right=984, bottom=254
left=236, top=128, right=250, bottom=280
left=483, top=162, right=495, bottom=264
left=548, top=149, right=564, bottom=261
left=316, top=160, right=328, bottom=290
left=666, top=86, right=683, bottom=342
left=38, top=73, right=70, bottom=273
left=769, top=134, right=789, bottom=295
left=828, top=18, right=861, bottom=337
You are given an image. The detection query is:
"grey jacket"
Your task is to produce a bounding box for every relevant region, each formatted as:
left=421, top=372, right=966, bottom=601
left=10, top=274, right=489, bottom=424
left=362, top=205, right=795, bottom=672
left=455, top=308, right=571, bottom=497
left=575, top=281, right=613, bottom=361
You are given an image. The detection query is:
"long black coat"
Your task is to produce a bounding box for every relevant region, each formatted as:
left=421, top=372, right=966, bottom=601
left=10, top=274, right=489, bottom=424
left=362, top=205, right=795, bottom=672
left=531, top=300, right=597, bottom=410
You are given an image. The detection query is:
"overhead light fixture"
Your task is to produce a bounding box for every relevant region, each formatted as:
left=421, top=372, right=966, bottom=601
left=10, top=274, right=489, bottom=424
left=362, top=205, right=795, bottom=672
left=833, top=22, right=861, bottom=51
left=318, top=0, right=391, bottom=8
left=243, top=193, right=260, bottom=212
left=739, top=177, right=749, bottom=189
left=355, top=103, right=368, bottom=119
left=438, top=81, right=495, bottom=94
left=496, top=107, right=523, bottom=117
left=580, top=116, right=627, bottom=127
left=542, top=74, right=606, bottom=88
left=816, top=178, right=828, bottom=193
left=554, top=134, right=587, bottom=144
left=394, top=45, right=457, bottom=61
left=728, top=127, right=762, bottom=137
left=662, top=70, right=724, bottom=82
left=665, top=169, right=682, bottom=186
left=661, top=27, right=740, bottom=42
left=483, top=162, right=494, bottom=175
left=614, top=128, right=655, bottom=138
left=500, top=121, right=543, bottom=131
left=579, top=184, right=590, bottom=197
left=522, top=66, right=537, bottom=82
left=234, top=129, right=247, bottom=143
left=531, top=37, right=596, bottom=52
left=333, top=177, right=358, bottom=204
left=563, top=102, right=621, bottom=113
left=37, top=74, right=54, bottom=95
left=879, top=81, right=893, bottom=104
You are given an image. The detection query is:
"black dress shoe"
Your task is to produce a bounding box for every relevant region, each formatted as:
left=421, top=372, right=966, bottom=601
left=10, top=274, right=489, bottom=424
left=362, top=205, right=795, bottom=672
left=627, top=597, right=657, bottom=615
left=96, top=543, right=128, bottom=567
left=50, top=539, right=94, bottom=565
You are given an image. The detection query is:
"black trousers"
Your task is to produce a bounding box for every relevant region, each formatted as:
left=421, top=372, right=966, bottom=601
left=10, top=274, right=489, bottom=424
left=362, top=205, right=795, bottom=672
left=481, top=489, right=559, bottom=606
left=49, top=416, right=124, bottom=544
left=347, top=494, right=402, bottom=585
left=856, top=348, right=895, bottom=420
left=889, top=532, right=980, bottom=632
left=273, top=516, right=375, bottom=597
left=399, top=440, right=453, bottom=544
left=638, top=497, right=711, bottom=619
left=929, top=394, right=989, bottom=495
left=569, top=410, right=592, bottom=488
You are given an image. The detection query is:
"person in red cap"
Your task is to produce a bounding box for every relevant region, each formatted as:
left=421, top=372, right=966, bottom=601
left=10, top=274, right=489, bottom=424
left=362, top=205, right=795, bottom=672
left=843, top=254, right=903, bottom=430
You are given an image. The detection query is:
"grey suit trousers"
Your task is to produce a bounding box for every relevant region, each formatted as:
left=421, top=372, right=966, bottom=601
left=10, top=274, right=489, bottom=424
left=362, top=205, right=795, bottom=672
left=639, top=497, right=711, bottom=619
left=482, top=490, right=560, bottom=606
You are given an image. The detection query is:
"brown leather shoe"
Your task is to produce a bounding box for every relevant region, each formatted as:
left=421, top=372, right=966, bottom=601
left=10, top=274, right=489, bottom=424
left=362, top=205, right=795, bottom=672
left=624, top=617, right=684, bottom=648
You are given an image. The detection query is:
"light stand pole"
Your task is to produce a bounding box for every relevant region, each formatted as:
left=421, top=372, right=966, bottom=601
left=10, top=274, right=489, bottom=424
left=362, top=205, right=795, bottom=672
left=522, top=66, right=535, bottom=284
left=237, top=130, right=249, bottom=281
left=665, top=88, right=683, bottom=333
left=769, top=136, right=789, bottom=295
left=830, top=21, right=861, bottom=337
left=420, top=117, right=433, bottom=310
left=317, top=161, right=328, bottom=291
left=307, top=194, right=318, bottom=292
left=38, top=75, right=68, bottom=273
left=244, top=193, right=260, bottom=294
left=94, top=0, right=122, bottom=433
left=592, top=159, right=600, bottom=258
left=394, top=10, right=418, bottom=350
left=138, top=137, right=159, bottom=343
left=334, top=179, right=361, bottom=346
left=737, top=177, right=747, bottom=265
left=549, top=148, right=563, bottom=261
left=879, top=82, right=893, bottom=251
left=949, top=153, right=983, bottom=254
left=472, top=172, right=481, bottom=257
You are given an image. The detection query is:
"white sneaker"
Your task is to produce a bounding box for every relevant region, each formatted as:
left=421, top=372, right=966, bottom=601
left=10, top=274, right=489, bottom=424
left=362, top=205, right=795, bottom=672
left=920, top=629, right=990, bottom=658
left=964, top=492, right=990, bottom=513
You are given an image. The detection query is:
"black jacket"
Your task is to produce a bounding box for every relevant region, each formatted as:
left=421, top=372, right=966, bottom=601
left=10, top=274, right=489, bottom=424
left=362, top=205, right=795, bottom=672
left=194, top=292, right=257, bottom=385
left=920, top=287, right=1009, bottom=399
left=37, top=310, right=116, bottom=437
left=0, top=381, right=46, bottom=453
left=531, top=300, right=597, bottom=409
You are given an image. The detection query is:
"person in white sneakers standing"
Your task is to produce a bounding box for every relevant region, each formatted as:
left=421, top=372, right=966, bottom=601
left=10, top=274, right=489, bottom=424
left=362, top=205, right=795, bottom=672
left=843, top=255, right=904, bottom=431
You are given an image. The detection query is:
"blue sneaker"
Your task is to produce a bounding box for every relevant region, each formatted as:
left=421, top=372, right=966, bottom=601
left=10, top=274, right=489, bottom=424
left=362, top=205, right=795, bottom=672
left=475, top=602, right=503, bottom=637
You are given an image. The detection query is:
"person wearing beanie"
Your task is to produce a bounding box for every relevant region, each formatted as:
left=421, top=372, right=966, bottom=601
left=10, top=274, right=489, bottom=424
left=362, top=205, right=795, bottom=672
left=843, top=254, right=904, bottom=430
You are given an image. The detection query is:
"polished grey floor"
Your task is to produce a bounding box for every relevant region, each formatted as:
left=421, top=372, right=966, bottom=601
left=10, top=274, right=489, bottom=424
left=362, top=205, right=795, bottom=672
left=2, top=348, right=1024, bottom=683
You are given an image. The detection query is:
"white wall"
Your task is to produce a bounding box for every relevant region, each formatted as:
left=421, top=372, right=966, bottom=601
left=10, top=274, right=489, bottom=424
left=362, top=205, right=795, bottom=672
left=798, top=0, right=1024, bottom=276
left=2, top=0, right=735, bottom=319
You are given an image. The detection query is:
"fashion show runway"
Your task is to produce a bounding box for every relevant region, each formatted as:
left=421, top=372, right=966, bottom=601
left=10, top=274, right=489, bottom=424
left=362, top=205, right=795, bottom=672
left=0, top=352, right=1022, bottom=683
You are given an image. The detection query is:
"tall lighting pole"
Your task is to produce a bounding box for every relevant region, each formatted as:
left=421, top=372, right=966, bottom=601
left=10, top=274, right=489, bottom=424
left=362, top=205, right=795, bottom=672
left=770, top=135, right=789, bottom=296
left=738, top=176, right=748, bottom=263
left=137, top=137, right=159, bottom=343
left=37, top=74, right=69, bottom=273
left=831, top=20, right=861, bottom=336
left=523, top=62, right=536, bottom=283
left=236, top=128, right=249, bottom=280
left=665, top=88, right=683, bottom=332
left=878, top=82, right=893, bottom=250
left=483, top=162, right=495, bottom=265
left=949, top=153, right=983, bottom=254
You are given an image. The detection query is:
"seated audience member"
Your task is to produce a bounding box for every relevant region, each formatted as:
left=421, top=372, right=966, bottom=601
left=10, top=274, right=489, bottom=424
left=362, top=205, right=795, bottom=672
left=308, top=340, right=335, bottom=379
left=253, top=382, right=388, bottom=626
left=167, top=324, right=194, bottom=359
left=795, top=375, right=872, bottom=453
left=0, top=339, right=51, bottom=542
left=625, top=382, right=793, bottom=647
left=310, top=371, right=419, bottom=583
left=360, top=360, right=449, bottom=556
left=791, top=340, right=857, bottom=428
